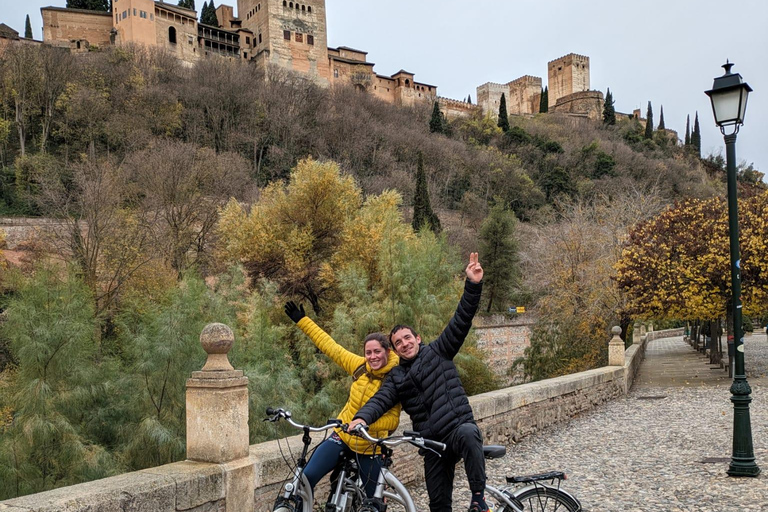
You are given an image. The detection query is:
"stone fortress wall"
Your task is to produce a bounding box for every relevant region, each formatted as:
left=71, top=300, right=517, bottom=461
left=8, top=2, right=606, bottom=117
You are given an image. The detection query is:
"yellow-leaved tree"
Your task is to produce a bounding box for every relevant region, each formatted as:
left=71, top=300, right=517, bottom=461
left=218, top=158, right=364, bottom=313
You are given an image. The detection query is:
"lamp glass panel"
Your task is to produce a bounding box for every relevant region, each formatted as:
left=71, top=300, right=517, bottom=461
left=711, top=88, right=742, bottom=125
left=738, top=89, right=750, bottom=123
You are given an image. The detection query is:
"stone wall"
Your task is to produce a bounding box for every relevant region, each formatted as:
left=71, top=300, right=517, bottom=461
left=547, top=53, right=590, bottom=109
left=438, top=96, right=480, bottom=119
left=41, top=7, right=113, bottom=49
left=550, top=90, right=604, bottom=121
left=473, top=315, right=533, bottom=384
left=1, top=327, right=681, bottom=511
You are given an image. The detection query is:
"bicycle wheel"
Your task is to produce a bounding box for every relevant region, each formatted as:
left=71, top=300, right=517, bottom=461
left=505, top=486, right=581, bottom=512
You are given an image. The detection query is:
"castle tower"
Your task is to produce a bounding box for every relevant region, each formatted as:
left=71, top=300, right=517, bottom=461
left=113, top=0, right=156, bottom=47
left=238, top=0, right=329, bottom=82
left=547, top=53, right=590, bottom=109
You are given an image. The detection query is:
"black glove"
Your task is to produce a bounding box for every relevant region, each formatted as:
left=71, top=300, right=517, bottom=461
left=284, top=301, right=306, bottom=323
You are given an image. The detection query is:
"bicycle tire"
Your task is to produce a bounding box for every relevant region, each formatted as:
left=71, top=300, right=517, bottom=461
left=379, top=470, right=417, bottom=512
left=507, top=486, right=581, bottom=512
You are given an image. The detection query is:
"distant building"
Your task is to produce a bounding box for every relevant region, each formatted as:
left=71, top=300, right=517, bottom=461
left=26, top=0, right=436, bottom=107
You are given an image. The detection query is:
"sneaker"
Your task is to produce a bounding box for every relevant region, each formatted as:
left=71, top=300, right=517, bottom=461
left=468, top=502, right=492, bottom=512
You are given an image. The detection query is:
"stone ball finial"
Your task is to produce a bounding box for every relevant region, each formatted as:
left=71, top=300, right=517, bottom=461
left=612, top=326, right=622, bottom=336
left=199, top=323, right=235, bottom=371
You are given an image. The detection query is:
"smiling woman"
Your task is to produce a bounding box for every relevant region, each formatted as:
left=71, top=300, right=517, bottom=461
left=282, top=300, right=401, bottom=498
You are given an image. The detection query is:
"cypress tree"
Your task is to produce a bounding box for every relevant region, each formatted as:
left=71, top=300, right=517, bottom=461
left=539, top=86, right=548, bottom=113
left=602, top=88, right=616, bottom=125
left=66, top=0, right=110, bottom=10
left=24, top=15, right=32, bottom=39
left=429, top=101, right=444, bottom=134
left=658, top=105, right=666, bottom=130
left=201, top=0, right=218, bottom=25
left=467, top=94, right=472, bottom=105
left=179, top=0, right=196, bottom=9
left=692, top=112, right=702, bottom=157
left=412, top=153, right=441, bottom=234
left=685, top=115, right=691, bottom=146
left=644, top=101, right=654, bottom=139
left=479, top=205, right=520, bottom=313
left=497, top=93, right=510, bottom=132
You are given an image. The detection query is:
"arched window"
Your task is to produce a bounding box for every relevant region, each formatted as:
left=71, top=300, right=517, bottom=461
left=301, top=5, right=305, bottom=11
left=283, top=0, right=287, bottom=5
left=289, top=2, right=293, bottom=7
left=405, top=79, right=410, bottom=86
left=307, top=6, right=311, bottom=12
left=295, top=3, right=299, bottom=9
left=169, top=26, right=177, bottom=44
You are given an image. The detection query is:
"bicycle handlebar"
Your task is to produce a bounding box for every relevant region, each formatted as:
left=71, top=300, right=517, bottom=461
left=264, top=407, right=342, bottom=433
left=347, top=423, right=447, bottom=452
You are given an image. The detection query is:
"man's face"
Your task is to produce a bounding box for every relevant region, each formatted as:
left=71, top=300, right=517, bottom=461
left=391, top=328, right=421, bottom=360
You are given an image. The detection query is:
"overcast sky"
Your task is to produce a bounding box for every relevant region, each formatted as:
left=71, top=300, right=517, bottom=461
left=5, top=0, right=767, bottom=173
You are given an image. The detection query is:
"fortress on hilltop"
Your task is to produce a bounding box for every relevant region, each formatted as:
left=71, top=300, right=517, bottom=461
left=1, top=0, right=601, bottom=117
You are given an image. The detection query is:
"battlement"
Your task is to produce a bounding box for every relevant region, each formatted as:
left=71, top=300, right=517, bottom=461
left=508, top=75, right=541, bottom=86
left=548, top=52, right=589, bottom=65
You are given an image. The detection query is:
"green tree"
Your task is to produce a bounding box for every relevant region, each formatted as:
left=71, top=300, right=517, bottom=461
left=0, top=267, right=116, bottom=499
left=692, top=112, right=702, bottom=157
left=602, top=88, right=616, bottom=125
left=65, top=0, right=110, bottom=10
left=412, top=153, right=441, bottom=233
left=178, top=0, right=196, bottom=9
left=685, top=114, right=691, bottom=146
left=24, top=15, right=32, bottom=39
left=644, top=101, right=654, bottom=140
left=540, top=86, right=548, bottom=113
left=201, top=0, right=218, bottom=25
left=658, top=105, right=666, bottom=130
left=429, top=101, right=444, bottom=134
left=497, top=93, right=510, bottom=132
left=467, top=94, right=472, bottom=104
left=479, top=205, right=520, bottom=312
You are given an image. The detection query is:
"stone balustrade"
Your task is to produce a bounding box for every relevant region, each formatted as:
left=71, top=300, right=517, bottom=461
left=0, top=325, right=683, bottom=511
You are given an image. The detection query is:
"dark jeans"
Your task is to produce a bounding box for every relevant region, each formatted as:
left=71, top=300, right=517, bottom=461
left=302, top=434, right=382, bottom=498
left=423, top=422, right=486, bottom=512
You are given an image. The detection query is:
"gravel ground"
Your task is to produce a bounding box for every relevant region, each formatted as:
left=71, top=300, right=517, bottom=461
left=405, top=334, right=768, bottom=511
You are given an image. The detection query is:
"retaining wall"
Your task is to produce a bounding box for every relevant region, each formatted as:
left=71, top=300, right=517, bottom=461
left=1, top=329, right=681, bottom=512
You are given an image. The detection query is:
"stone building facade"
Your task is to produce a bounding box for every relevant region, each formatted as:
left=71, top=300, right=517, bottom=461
left=477, top=75, right=542, bottom=117
left=31, top=0, right=434, bottom=106
left=548, top=53, right=590, bottom=109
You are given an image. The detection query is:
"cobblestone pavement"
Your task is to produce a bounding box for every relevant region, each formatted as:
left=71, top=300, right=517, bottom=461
left=406, top=333, right=768, bottom=511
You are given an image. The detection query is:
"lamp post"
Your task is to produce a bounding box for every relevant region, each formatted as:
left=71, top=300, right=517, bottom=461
left=705, top=61, right=760, bottom=477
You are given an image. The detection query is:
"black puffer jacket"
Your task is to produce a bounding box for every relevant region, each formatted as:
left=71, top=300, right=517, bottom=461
left=354, top=279, right=482, bottom=441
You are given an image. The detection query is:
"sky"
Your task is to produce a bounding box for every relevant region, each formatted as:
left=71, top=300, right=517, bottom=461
left=4, top=0, right=767, bottom=173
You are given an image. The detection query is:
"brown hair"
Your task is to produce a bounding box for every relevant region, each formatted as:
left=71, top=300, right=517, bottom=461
left=389, top=324, right=417, bottom=342
left=364, top=332, right=390, bottom=351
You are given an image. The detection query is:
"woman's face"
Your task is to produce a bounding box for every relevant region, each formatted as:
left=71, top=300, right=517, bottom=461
left=364, top=340, right=389, bottom=371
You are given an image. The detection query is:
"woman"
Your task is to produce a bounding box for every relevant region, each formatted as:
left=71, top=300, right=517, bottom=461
left=284, top=301, right=401, bottom=498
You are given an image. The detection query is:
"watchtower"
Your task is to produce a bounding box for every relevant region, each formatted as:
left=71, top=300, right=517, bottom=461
left=547, top=53, right=590, bottom=109
left=113, top=0, right=156, bottom=47
left=238, top=0, right=330, bottom=82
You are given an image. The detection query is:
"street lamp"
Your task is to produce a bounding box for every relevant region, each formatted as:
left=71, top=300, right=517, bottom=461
left=705, top=61, right=760, bottom=477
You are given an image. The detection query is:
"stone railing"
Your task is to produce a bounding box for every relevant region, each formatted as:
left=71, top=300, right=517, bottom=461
left=2, top=324, right=677, bottom=511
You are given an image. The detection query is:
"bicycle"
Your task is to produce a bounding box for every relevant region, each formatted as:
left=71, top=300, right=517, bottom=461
left=351, top=425, right=582, bottom=512
left=265, top=407, right=447, bottom=512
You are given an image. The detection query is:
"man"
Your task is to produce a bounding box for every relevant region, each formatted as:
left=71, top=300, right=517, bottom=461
left=349, top=252, right=489, bottom=512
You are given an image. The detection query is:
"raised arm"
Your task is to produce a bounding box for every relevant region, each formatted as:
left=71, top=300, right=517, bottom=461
left=285, top=301, right=363, bottom=376
left=430, top=252, right=483, bottom=360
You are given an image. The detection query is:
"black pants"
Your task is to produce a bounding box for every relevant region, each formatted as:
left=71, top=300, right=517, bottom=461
left=423, top=422, right=486, bottom=512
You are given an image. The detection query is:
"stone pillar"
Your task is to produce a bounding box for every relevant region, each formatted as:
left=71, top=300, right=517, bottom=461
left=632, top=323, right=641, bottom=345
left=608, top=326, right=625, bottom=366
left=186, top=323, right=253, bottom=512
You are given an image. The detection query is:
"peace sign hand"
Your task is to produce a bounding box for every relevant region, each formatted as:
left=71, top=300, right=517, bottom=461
left=465, top=252, right=483, bottom=284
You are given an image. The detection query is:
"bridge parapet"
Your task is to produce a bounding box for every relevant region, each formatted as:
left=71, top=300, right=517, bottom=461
left=0, top=326, right=683, bottom=511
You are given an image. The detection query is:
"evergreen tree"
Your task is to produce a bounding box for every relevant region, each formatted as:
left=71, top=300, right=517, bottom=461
left=411, top=153, right=441, bottom=233
left=497, top=93, right=510, bottom=132
left=539, top=86, right=548, bottom=113
left=602, top=88, right=616, bottom=125
left=24, top=15, right=32, bottom=39
left=429, top=101, right=444, bottom=134
left=658, top=105, right=666, bottom=130
left=479, top=204, right=521, bottom=313
left=467, top=94, right=472, bottom=105
left=178, top=0, right=197, bottom=9
left=685, top=115, right=691, bottom=146
left=65, top=0, right=110, bottom=10
left=201, top=0, right=218, bottom=25
left=692, top=112, right=702, bottom=157
left=644, top=101, right=654, bottom=140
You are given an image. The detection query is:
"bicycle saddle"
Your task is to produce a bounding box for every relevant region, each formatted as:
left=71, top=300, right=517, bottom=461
left=483, top=445, right=506, bottom=459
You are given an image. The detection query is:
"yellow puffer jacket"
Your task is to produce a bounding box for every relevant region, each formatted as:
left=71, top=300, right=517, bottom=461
left=296, top=316, right=401, bottom=454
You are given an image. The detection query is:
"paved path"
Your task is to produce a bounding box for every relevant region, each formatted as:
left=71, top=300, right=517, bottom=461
left=409, top=334, right=768, bottom=511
